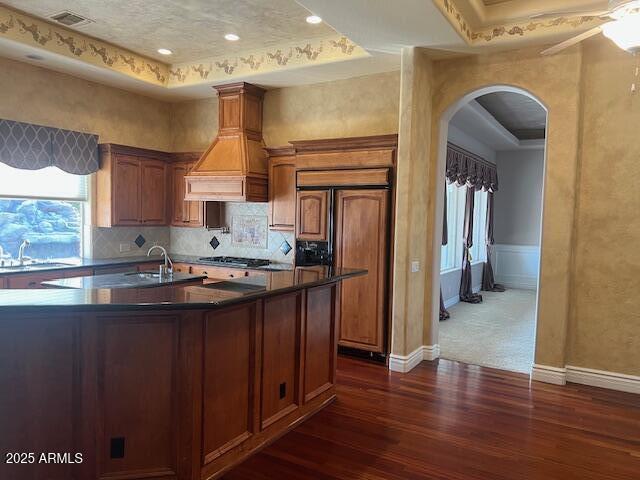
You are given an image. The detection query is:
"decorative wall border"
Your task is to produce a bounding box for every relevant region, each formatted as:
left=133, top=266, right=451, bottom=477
left=0, top=5, right=366, bottom=90
left=167, top=35, right=366, bottom=87
left=0, top=5, right=168, bottom=85
left=434, top=0, right=601, bottom=46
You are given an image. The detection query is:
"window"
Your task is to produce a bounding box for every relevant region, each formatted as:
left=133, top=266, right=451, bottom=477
left=441, top=182, right=488, bottom=272
left=0, top=163, right=87, bottom=261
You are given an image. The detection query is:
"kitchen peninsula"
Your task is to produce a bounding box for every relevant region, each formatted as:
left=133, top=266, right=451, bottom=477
left=0, top=266, right=364, bottom=480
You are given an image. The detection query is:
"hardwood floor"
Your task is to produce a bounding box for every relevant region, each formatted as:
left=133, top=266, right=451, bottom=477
left=223, top=357, right=640, bottom=480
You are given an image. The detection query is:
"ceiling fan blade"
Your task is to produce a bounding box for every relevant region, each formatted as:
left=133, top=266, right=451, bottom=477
left=530, top=9, right=611, bottom=19
left=540, top=26, right=603, bottom=55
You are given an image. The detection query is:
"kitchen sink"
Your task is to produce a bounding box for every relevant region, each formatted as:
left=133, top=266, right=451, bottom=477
left=124, top=271, right=161, bottom=279
left=0, top=262, right=73, bottom=272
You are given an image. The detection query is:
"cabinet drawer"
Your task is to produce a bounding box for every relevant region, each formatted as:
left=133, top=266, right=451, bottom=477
left=172, top=263, right=191, bottom=274
left=190, top=265, right=251, bottom=280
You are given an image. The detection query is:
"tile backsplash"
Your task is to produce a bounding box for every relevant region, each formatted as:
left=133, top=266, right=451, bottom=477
left=170, top=202, right=295, bottom=263
left=88, top=226, right=170, bottom=259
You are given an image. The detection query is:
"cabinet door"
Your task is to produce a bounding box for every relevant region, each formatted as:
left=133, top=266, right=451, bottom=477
left=184, top=161, right=204, bottom=226
left=113, top=155, right=141, bottom=225
left=296, top=190, right=328, bottom=241
left=170, top=162, right=203, bottom=227
left=140, top=160, right=167, bottom=225
left=269, top=160, right=295, bottom=230
left=334, top=189, right=388, bottom=353
left=170, top=162, right=188, bottom=225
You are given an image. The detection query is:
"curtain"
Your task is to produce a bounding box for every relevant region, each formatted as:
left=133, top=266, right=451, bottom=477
left=459, top=187, right=483, bottom=303
left=0, top=119, right=98, bottom=175
left=482, top=192, right=506, bottom=292
left=440, top=185, right=450, bottom=321
left=446, top=142, right=498, bottom=192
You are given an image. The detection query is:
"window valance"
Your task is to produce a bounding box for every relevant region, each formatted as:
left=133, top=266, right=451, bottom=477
left=446, top=142, right=498, bottom=192
left=0, top=119, right=99, bottom=175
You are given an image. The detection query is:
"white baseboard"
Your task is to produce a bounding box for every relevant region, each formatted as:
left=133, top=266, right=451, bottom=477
left=531, top=364, right=566, bottom=385
left=494, top=244, right=539, bottom=290
left=443, top=295, right=459, bottom=309
left=566, top=366, right=640, bottom=394
left=423, top=344, right=440, bottom=361
left=389, top=345, right=440, bottom=373
left=495, top=274, right=537, bottom=290
left=532, top=364, right=640, bottom=394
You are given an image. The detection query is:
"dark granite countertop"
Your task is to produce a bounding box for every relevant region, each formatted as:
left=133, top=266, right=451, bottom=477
left=0, top=266, right=365, bottom=312
left=42, top=271, right=207, bottom=289
left=0, top=255, right=163, bottom=276
left=0, top=254, right=293, bottom=276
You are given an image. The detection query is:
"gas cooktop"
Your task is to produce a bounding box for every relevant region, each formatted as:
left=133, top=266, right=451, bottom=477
left=197, top=256, right=270, bottom=268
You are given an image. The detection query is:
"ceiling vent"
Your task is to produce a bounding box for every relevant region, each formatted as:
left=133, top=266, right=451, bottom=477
left=50, top=11, right=93, bottom=27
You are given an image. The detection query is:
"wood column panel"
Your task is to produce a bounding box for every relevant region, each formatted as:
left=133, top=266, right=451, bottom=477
left=260, top=292, right=302, bottom=429
left=201, top=303, right=258, bottom=465
left=303, top=284, right=337, bottom=402
left=97, top=316, right=179, bottom=479
left=0, top=316, right=81, bottom=480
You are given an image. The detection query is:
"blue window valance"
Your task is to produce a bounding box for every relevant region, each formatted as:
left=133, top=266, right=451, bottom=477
left=0, top=119, right=99, bottom=175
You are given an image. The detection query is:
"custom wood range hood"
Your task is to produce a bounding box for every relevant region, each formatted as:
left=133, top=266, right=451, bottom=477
left=185, top=82, right=268, bottom=202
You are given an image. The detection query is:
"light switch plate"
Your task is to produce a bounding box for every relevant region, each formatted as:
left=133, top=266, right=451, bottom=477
left=119, top=243, right=131, bottom=253
left=411, top=261, right=420, bottom=273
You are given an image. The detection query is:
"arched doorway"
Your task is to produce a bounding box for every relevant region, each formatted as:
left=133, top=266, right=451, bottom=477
left=431, top=85, right=548, bottom=374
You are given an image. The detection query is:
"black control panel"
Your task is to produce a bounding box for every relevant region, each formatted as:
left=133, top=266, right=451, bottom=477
left=295, top=241, right=331, bottom=266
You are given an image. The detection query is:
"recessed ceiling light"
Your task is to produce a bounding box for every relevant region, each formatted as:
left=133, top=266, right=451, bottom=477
left=157, top=48, right=173, bottom=55
left=224, top=33, right=240, bottom=41
left=306, top=15, right=322, bottom=24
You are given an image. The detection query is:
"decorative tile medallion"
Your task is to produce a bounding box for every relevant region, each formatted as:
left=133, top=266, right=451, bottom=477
left=134, top=234, right=146, bottom=248
left=209, top=236, right=220, bottom=250
left=279, top=239, right=292, bottom=256
left=231, top=215, right=268, bottom=249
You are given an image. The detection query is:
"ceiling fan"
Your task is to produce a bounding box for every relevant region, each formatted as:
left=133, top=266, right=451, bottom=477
left=538, top=0, right=640, bottom=55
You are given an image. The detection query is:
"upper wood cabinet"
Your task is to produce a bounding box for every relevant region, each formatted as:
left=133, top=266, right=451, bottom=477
left=96, top=144, right=169, bottom=227
left=296, top=190, right=328, bottom=241
left=267, top=147, right=296, bottom=231
left=169, top=155, right=204, bottom=227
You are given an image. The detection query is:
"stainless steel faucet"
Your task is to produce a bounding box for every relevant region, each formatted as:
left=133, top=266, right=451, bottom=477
left=18, top=239, right=31, bottom=266
left=147, top=245, right=173, bottom=277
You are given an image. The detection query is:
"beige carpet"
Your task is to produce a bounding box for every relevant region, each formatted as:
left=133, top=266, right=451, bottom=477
left=439, top=289, right=537, bottom=373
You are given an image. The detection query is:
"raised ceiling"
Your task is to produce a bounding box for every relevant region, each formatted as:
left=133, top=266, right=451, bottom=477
left=2, top=0, right=336, bottom=63
left=475, top=92, right=546, bottom=140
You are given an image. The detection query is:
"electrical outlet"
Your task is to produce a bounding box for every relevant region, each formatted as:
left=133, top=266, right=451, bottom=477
left=119, top=243, right=131, bottom=253
left=411, top=261, right=420, bottom=273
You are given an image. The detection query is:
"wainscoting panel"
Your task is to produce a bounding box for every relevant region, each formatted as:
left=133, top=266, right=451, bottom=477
left=493, top=244, right=539, bottom=290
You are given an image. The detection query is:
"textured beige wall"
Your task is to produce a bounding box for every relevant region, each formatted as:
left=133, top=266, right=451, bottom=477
left=0, top=57, right=172, bottom=151
left=169, top=71, right=400, bottom=150
left=568, top=38, right=640, bottom=375
left=431, top=46, right=583, bottom=368
left=391, top=45, right=584, bottom=367
left=170, top=97, right=218, bottom=152
left=391, top=49, right=433, bottom=356
left=263, top=71, right=400, bottom=145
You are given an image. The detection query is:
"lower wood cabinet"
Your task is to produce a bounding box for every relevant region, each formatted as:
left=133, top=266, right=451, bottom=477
left=261, top=292, right=302, bottom=429
left=201, top=304, right=257, bottom=465
left=0, top=283, right=340, bottom=480
left=98, top=316, right=179, bottom=479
